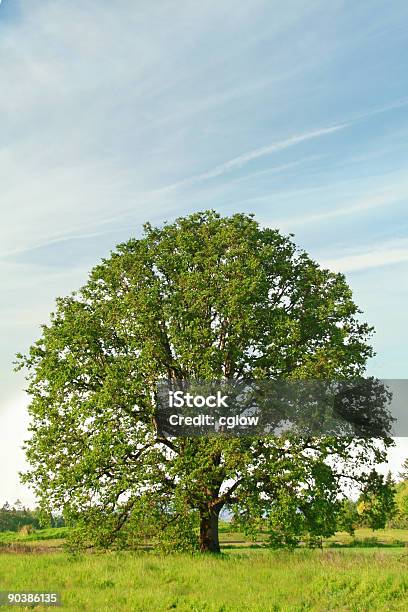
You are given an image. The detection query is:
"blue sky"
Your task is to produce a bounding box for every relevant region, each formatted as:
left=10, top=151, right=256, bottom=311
left=1, top=0, right=408, bottom=505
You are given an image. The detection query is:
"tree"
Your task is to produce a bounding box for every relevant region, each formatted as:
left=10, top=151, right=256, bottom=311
left=336, top=498, right=360, bottom=534
left=398, top=458, right=408, bottom=481
left=393, top=480, right=408, bottom=527
left=0, top=501, right=41, bottom=532
left=16, top=211, right=393, bottom=552
left=387, top=459, right=408, bottom=528
left=356, top=471, right=396, bottom=529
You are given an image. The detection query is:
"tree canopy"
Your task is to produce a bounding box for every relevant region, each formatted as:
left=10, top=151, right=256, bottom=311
left=17, top=211, right=393, bottom=552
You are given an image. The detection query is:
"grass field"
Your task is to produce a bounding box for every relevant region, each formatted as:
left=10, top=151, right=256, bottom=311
left=1, top=528, right=408, bottom=610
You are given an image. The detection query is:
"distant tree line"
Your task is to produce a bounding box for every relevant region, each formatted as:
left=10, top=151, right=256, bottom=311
left=0, top=500, right=64, bottom=532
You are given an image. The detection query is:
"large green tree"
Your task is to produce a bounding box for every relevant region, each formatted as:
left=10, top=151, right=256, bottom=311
left=17, top=211, right=393, bottom=552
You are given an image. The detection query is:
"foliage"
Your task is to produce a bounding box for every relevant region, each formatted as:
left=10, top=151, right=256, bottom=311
left=16, top=211, right=394, bottom=552
left=398, top=457, right=408, bottom=481
left=0, top=501, right=40, bottom=532
left=336, top=499, right=360, bottom=535
left=0, top=501, right=65, bottom=533
left=356, top=472, right=397, bottom=529
left=386, top=458, right=408, bottom=528
left=388, top=479, right=408, bottom=528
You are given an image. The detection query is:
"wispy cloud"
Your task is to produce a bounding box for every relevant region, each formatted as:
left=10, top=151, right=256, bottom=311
left=0, top=229, right=113, bottom=260
left=152, top=98, right=408, bottom=196
left=321, top=240, right=408, bottom=273
left=273, top=186, right=408, bottom=229
left=155, top=124, right=347, bottom=193
left=347, top=96, right=408, bottom=124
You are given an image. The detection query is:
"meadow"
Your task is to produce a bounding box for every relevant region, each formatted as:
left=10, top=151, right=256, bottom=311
left=1, top=527, right=408, bottom=611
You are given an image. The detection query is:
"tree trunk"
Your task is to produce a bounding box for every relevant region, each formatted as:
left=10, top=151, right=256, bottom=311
left=199, top=507, right=220, bottom=553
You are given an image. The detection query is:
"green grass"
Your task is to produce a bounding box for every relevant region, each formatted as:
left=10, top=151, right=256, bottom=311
left=325, top=528, right=408, bottom=548
left=0, top=527, right=69, bottom=552
left=1, top=527, right=408, bottom=610
left=1, top=549, right=408, bottom=610
left=0, top=527, right=69, bottom=544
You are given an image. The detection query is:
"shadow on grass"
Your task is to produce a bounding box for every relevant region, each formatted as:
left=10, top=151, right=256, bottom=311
left=0, top=543, right=62, bottom=554
left=221, top=543, right=266, bottom=550
left=327, top=537, right=408, bottom=549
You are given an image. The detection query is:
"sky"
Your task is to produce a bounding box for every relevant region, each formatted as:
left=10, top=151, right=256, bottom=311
left=1, top=0, right=408, bottom=506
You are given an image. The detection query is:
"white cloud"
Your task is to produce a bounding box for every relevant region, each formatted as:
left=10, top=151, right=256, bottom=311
left=155, top=97, right=408, bottom=193
left=0, top=393, right=35, bottom=507
left=275, top=188, right=408, bottom=229
left=155, top=124, right=347, bottom=192
left=321, top=239, right=408, bottom=273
